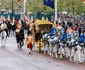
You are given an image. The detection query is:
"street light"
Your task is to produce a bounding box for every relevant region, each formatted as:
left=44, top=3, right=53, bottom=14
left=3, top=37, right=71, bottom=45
left=0, top=2, right=1, bottom=12
left=55, top=0, right=57, bottom=21
left=60, top=0, right=62, bottom=20
left=12, top=0, right=14, bottom=17
left=72, top=0, right=75, bottom=24
left=66, top=0, right=70, bottom=15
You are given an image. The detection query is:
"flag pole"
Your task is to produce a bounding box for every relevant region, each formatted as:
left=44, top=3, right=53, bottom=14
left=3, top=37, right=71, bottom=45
left=55, top=0, right=57, bottom=22
left=24, top=0, right=26, bottom=19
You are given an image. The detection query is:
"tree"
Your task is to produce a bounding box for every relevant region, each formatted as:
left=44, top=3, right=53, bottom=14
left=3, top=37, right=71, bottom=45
left=0, top=0, right=84, bottom=15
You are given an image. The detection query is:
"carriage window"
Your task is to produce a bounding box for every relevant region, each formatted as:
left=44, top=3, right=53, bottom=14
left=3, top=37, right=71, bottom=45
left=39, top=24, right=52, bottom=32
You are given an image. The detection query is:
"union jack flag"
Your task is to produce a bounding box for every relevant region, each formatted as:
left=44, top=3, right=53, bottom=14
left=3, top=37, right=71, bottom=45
left=16, top=0, right=22, bottom=8
left=84, top=0, right=85, bottom=3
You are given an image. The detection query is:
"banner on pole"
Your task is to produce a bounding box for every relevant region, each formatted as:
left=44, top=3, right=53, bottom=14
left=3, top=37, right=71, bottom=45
left=84, top=0, right=85, bottom=3
left=16, top=0, right=22, bottom=8
left=43, top=0, right=54, bottom=9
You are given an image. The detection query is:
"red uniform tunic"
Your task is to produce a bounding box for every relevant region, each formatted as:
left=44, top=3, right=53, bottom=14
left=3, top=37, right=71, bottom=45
left=73, top=26, right=78, bottom=31
left=56, top=24, right=58, bottom=27
left=16, top=25, right=18, bottom=29
left=6, top=19, right=8, bottom=23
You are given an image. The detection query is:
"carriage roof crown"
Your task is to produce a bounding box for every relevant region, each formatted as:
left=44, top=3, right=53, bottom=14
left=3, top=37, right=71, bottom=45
left=34, top=17, right=53, bottom=25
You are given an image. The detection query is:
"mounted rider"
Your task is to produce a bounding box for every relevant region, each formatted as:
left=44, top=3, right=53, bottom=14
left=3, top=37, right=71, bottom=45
left=0, top=16, right=7, bottom=34
left=6, top=15, right=11, bottom=36
left=0, top=16, right=7, bottom=47
left=16, top=20, right=24, bottom=49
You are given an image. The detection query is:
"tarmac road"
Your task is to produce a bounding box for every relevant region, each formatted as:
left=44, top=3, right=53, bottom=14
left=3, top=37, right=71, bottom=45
left=0, top=36, right=85, bottom=70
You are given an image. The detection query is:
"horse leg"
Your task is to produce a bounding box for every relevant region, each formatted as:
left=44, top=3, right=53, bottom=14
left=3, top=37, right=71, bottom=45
left=3, top=37, right=6, bottom=47
left=19, top=40, right=23, bottom=49
left=12, top=29, right=13, bottom=36
left=45, top=43, right=49, bottom=54
left=17, top=41, right=20, bottom=48
left=60, top=46, right=63, bottom=58
left=47, top=43, right=50, bottom=55
left=49, top=43, right=52, bottom=56
left=44, top=43, right=46, bottom=54
left=51, top=47, right=54, bottom=57
left=70, top=47, right=75, bottom=62
left=1, top=37, right=3, bottom=47
left=76, top=45, right=82, bottom=63
left=50, top=44, right=53, bottom=56
left=9, top=29, right=11, bottom=36
left=78, top=49, right=82, bottom=63
left=81, top=49, right=84, bottom=63
left=20, top=39, right=24, bottom=49
left=54, top=44, right=58, bottom=58
left=84, top=48, right=85, bottom=61
left=18, top=42, right=20, bottom=49
left=64, top=47, right=67, bottom=57
left=44, top=43, right=48, bottom=54
left=1, top=33, right=4, bottom=47
left=70, top=48, right=72, bottom=61
left=13, top=29, right=15, bottom=36
left=72, top=47, right=75, bottom=62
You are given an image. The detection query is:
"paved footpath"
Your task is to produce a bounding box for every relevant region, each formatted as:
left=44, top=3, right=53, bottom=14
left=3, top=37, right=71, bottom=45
left=0, top=37, right=85, bottom=70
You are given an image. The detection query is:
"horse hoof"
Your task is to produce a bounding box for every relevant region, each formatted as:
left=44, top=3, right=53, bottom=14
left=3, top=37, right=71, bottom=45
left=49, top=53, right=51, bottom=56
left=18, top=46, right=19, bottom=48
left=70, top=59, right=72, bottom=62
left=55, top=55, right=58, bottom=58
left=79, top=62, right=82, bottom=64
left=29, top=52, right=31, bottom=54
left=1, top=46, right=5, bottom=47
left=44, top=52, right=46, bottom=54
left=20, top=47, right=22, bottom=50
left=60, top=55, right=63, bottom=58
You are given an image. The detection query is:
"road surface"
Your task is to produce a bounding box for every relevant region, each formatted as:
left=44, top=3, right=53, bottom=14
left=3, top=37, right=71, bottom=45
left=0, top=36, right=85, bottom=70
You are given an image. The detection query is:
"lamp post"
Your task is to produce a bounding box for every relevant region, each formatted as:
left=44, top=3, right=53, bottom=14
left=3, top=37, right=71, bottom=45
left=12, top=0, right=14, bottom=17
left=0, top=2, right=1, bottom=10
left=66, top=0, right=69, bottom=15
left=0, top=2, right=1, bottom=5
left=55, top=0, right=57, bottom=21
left=72, top=0, right=75, bottom=24
left=61, top=0, right=62, bottom=20
left=24, top=0, right=27, bottom=19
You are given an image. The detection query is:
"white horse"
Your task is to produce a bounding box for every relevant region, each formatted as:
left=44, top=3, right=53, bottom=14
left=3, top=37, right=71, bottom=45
left=42, top=33, right=50, bottom=54
left=74, top=42, right=85, bottom=63
left=48, top=36, right=59, bottom=57
left=0, top=23, right=7, bottom=47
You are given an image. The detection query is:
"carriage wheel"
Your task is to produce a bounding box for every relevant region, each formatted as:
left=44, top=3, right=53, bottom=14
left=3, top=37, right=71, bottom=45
left=37, top=43, right=41, bottom=53
left=38, top=47, right=41, bottom=53
left=37, top=44, right=41, bottom=53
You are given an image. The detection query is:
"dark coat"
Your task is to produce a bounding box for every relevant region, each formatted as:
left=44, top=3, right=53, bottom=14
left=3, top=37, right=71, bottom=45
left=16, top=28, right=24, bottom=43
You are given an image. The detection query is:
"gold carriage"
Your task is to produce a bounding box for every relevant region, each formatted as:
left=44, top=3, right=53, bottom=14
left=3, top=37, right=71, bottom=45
left=32, top=17, right=53, bottom=53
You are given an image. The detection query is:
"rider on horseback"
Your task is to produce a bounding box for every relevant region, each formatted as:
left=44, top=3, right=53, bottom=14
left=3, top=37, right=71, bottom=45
left=16, top=20, right=24, bottom=49
left=0, top=19, right=7, bottom=47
